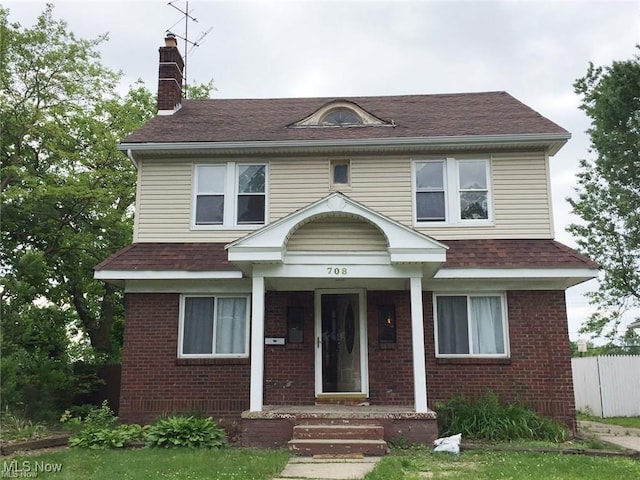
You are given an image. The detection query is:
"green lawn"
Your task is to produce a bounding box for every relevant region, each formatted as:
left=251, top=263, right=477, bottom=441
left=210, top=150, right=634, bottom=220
left=4, top=445, right=639, bottom=480
left=366, top=446, right=640, bottom=480
left=578, top=413, right=640, bottom=429
left=2, top=448, right=289, bottom=480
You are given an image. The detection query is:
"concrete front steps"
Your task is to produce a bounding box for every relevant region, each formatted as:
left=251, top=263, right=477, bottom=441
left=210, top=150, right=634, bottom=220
left=288, top=424, right=387, bottom=456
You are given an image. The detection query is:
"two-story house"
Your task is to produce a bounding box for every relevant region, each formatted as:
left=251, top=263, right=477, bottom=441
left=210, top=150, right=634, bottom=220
left=95, top=36, right=598, bottom=452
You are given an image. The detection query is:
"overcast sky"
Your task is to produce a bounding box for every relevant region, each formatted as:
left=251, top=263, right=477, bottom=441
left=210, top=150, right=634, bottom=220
left=5, top=0, right=639, bottom=341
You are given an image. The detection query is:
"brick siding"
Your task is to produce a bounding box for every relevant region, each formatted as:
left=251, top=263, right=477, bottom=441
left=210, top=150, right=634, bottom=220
left=119, top=290, right=576, bottom=432
left=367, top=291, right=415, bottom=405
left=424, top=290, right=577, bottom=432
left=119, top=293, right=250, bottom=430
left=264, top=291, right=316, bottom=405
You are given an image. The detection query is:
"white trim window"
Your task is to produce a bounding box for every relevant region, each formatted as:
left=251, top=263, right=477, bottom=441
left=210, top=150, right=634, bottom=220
left=415, top=160, right=446, bottom=222
left=236, top=164, right=266, bottom=225
left=458, top=160, right=490, bottom=220
left=413, top=158, right=492, bottom=225
left=179, top=295, right=250, bottom=358
left=193, top=162, right=268, bottom=228
left=194, top=165, right=226, bottom=225
left=434, top=293, right=509, bottom=357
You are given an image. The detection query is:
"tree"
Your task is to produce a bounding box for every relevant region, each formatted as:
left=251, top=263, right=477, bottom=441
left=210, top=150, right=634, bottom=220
left=1, top=2, right=155, bottom=379
left=568, top=47, right=640, bottom=347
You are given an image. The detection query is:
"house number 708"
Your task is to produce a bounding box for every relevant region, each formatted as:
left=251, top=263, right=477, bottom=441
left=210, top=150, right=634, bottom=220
left=327, top=267, right=348, bottom=275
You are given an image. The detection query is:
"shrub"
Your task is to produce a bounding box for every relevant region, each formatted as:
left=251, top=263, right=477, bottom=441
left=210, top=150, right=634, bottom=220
left=64, top=401, right=143, bottom=449
left=68, top=424, right=143, bottom=449
left=144, top=415, right=226, bottom=448
left=61, top=400, right=117, bottom=432
left=436, top=391, right=569, bottom=442
left=0, top=302, right=79, bottom=422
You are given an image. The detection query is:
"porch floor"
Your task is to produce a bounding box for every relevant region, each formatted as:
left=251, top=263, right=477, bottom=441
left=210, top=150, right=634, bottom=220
left=240, top=405, right=439, bottom=450
left=241, top=404, right=437, bottom=420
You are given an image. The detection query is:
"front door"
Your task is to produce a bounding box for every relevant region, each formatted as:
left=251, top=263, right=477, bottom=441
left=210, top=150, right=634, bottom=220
left=315, top=291, right=368, bottom=396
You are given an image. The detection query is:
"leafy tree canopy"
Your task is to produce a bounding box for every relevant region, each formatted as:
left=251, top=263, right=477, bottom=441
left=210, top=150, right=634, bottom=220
left=568, top=47, right=640, bottom=349
left=0, top=3, right=155, bottom=371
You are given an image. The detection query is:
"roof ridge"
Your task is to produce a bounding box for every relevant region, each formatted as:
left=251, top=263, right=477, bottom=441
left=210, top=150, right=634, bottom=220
left=183, top=91, right=510, bottom=103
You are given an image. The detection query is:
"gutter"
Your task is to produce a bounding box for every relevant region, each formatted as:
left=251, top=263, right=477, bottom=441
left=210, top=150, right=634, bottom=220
left=118, top=132, right=571, bottom=157
left=126, top=149, right=138, bottom=169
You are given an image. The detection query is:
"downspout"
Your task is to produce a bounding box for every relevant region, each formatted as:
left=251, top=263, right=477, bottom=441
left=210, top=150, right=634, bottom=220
left=126, top=149, right=138, bottom=169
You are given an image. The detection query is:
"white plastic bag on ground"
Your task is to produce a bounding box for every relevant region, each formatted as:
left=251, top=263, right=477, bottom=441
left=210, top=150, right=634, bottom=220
left=433, top=433, right=462, bottom=454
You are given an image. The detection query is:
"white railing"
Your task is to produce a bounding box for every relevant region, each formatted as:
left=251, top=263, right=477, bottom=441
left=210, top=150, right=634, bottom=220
left=572, top=355, right=640, bottom=417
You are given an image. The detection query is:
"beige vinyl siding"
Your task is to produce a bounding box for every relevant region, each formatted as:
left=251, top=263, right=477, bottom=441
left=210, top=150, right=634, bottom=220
left=349, top=157, right=413, bottom=225
left=135, top=159, right=254, bottom=242
left=269, top=158, right=328, bottom=221
left=491, top=151, right=553, bottom=239
left=413, top=151, right=553, bottom=239
left=287, top=216, right=388, bottom=251
left=134, top=151, right=553, bottom=242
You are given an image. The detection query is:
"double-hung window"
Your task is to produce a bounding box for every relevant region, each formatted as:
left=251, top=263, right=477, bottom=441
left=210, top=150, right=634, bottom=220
left=195, top=165, right=226, bottom=225
left=179, top=295, right=249, bottom=358
left=458, top=160, right=489, bottom=220
left=434, top=294, right=508, bottom=357
left=194, top=162, right=267, bottom=228
left=415, top=161, right=446, bottom=222
left=236, top=164, right=266, bottom=224
left=413, top=158, right=491, bottom=225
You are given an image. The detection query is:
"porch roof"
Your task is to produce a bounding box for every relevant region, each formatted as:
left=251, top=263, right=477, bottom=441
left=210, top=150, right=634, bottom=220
left=226, top=193, right=447, bottom=264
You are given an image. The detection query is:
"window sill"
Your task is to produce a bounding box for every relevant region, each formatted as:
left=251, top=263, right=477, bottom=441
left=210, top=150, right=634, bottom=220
left=176, top=358, right=250, bottom=366
left=414, top=221, right=494, bottom=228
left=191, top=224, right=265, bottom=231
left=378, top=343, right=396, bottom=350
left=435, top=357, right=511, bottom=365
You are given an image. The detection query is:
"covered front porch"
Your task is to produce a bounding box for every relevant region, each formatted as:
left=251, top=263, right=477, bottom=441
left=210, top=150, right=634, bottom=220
left=226, top=193, right=445, bottom=450
left=227, top=193, right=447, bottom=418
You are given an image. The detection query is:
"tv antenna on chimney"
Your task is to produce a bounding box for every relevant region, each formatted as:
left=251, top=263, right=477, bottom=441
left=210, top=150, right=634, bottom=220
left=166, top=1, right=212, bottom=98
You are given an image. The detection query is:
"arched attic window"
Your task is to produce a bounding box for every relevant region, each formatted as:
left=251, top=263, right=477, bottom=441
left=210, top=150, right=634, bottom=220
left=289, top=100, right=392, bottom=128
left=320, top=108, right=362, bottom=126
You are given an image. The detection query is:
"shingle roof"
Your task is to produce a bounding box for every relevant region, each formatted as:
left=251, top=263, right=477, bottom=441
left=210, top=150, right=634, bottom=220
left=95, top=240, right=597, bottom=272
left=94, top=243, right=234, bottom=271
left=122, top=92, right=567, bottom=144
left=444, top=239, right=598, bottom=269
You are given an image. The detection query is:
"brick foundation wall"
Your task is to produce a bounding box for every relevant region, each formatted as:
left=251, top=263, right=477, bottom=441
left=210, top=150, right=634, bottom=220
left=119, top=293, right=250, bottom=431
left=424, top=290, right=577, bottom=432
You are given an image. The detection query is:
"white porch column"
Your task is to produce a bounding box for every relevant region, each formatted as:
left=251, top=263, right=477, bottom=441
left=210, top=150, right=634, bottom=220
left=249, top=275, right=265, bottom=412
left=410, top=276, right=428, bottom=413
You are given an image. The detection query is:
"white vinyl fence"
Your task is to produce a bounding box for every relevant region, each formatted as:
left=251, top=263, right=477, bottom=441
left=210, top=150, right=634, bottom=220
left=572, top=355, right=640, bottom=417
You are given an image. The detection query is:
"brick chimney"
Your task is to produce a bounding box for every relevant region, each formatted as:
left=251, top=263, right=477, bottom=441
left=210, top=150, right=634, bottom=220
left=157, top=33, right=184, bottom=113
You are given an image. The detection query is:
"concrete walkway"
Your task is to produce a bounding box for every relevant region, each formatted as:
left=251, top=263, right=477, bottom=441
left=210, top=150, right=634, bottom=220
left=579, top=420, right=640, bottom=452
left=273, top=457, right=381, bottom=480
